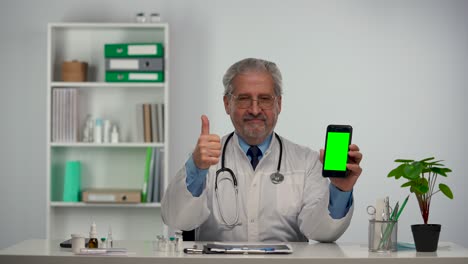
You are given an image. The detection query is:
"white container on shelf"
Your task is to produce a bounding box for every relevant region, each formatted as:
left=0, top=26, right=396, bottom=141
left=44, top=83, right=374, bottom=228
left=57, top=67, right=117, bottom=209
left=103, top=119, right=111, bottom=143
left=111, top=125, right=119, bottom=143
left=94, top=118, right=103, bottom=143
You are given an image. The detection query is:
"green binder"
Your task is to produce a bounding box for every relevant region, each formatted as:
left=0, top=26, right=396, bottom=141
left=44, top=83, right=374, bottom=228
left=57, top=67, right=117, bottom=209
left=106, top=71, right=164, bottom=82
left=63, top=161, right=81, bottom=202
left=141, top=148, right=152, bottom=203
left=105, top=43, right=164, bottom=58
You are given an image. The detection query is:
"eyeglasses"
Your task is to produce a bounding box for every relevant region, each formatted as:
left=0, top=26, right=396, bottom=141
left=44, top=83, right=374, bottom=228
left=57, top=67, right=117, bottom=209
left=229, top=94, right=277, bottom=109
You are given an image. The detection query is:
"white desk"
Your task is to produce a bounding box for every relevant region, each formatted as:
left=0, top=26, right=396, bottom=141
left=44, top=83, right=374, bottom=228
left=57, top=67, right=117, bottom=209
left=1, top=239, right=467, bottom=264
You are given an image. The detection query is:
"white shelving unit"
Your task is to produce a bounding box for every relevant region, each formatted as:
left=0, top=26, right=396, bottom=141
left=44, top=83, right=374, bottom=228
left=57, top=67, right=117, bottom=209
left=46, top=23, right=169, bottom=240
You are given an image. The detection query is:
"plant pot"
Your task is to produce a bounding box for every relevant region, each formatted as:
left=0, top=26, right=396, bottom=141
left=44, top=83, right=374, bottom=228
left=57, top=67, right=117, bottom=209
left=411, top=224, right=441, bottom=252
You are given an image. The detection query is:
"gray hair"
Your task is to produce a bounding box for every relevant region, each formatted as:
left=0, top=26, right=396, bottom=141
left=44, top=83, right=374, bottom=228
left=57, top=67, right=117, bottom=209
left=222, top=58, right=283, bottom=96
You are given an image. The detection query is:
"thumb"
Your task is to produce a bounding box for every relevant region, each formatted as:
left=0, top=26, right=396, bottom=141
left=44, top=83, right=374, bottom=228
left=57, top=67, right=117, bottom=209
left=201, top=115, right=210, bottom=135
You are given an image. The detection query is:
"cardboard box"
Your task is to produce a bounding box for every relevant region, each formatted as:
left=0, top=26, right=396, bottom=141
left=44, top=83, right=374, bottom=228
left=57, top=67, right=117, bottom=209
left=82, top=189, right=141, bottom=203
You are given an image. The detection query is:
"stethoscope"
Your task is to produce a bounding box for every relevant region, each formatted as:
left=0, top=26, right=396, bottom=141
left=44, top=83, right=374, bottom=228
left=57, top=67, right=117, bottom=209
left=214, top=132, right=284, bottom=227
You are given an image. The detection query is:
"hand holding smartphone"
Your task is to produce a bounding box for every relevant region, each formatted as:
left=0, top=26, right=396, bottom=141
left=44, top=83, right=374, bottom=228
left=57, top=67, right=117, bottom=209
left=322, top=125, right=353, bottom=178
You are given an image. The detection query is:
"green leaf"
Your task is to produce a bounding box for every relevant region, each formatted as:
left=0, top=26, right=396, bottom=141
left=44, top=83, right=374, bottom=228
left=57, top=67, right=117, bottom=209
left=412, top=184, right=429, bottom=194
left=430, top=167, right=452, bottom=177
left=419, top=157, right=435, bottom=163
left=395, top=159, right=414, bottom=163
left=388, top=164, right=405, bottom=179
left=401, top=181, right=413, bottom=188
left=411, top=178, right=429, bottom=194
left=403, top=162, right=423, bottom=179
left=439, top=184, right=454, bottom=199
left=426, top=160, right=444, bottom=165
left=422, top=168, right=432, bottom=173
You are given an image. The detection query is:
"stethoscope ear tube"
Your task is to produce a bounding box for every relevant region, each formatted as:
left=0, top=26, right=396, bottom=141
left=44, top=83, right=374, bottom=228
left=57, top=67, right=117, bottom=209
left=275, top=133, right=282, bottom=172
left=216, top=132, right=236, bottom=190
left=220, top=132, right=235, bottom=169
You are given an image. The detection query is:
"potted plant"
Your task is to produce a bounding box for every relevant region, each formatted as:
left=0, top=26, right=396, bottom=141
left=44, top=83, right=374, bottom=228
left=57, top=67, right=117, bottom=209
left=387, top=157, right=453, bottom=252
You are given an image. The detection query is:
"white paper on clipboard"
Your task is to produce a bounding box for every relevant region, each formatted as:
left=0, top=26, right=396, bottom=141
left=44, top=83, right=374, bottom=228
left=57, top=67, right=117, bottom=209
left=204, top=242, right=293, bottom=254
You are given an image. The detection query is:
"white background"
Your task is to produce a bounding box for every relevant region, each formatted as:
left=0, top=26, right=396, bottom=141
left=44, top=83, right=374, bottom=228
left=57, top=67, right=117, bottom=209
left=0, top=0, right=467, bottom=249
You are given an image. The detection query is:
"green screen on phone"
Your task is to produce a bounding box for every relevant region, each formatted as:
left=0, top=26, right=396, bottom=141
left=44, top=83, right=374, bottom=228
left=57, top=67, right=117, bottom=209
left=324, top=132, right=350, bottom=171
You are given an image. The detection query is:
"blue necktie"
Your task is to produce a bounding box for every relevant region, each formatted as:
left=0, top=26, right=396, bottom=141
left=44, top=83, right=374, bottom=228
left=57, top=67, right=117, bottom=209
left=247, top=146, right=262, bottom=170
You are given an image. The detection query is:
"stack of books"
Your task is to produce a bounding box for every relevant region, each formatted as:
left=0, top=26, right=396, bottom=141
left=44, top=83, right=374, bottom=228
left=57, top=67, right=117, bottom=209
left=141, top=147, right=165, bottom=203
left=136, top=103, right=165, bottom=143
left=104, top=43, right=164, bottom=82
left=52, top=88, right=78, bottom=142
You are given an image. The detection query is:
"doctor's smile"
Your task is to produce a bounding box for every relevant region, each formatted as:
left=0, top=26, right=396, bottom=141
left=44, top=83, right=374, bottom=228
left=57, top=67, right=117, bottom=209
left=162, top=58, right=363, bottom=242
left=244, top=115, right=267, bottom=127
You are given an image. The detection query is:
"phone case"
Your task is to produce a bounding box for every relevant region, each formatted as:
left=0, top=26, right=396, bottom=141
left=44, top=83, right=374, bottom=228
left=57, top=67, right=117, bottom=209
left=322, top=124, right=353, bottom=177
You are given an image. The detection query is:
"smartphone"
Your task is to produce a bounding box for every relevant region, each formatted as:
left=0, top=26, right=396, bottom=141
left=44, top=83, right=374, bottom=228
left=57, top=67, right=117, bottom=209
left=322, top=124, right=353, bottom=177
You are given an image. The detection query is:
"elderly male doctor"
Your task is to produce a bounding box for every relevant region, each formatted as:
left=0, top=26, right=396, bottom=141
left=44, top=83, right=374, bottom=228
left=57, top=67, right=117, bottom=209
left=162, top=58, right=363, bottom=242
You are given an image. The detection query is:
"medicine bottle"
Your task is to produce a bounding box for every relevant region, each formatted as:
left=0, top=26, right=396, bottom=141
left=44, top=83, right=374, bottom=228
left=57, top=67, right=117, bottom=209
left=88, top=222, right=99, bottom=248
left=111, top=125, right=119, bottom=143
left=135, top=12, right=146, bottom=23
left=150, top=13, right=161, bottom=23
left=107, top=227, right=114, bottom=248
left=174, top=231, right=183, bottom=252
left=168, top=237, right=176, bottom=252
left=94, top=118, right=103, bottom=143
left=103, top=120, right=111, bottom=143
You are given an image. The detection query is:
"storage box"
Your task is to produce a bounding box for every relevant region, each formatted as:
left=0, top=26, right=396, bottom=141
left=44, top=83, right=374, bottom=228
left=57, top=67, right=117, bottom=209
left=61, top=60, right=88, bottom=82
left=82, top=189, right=141, bottom=203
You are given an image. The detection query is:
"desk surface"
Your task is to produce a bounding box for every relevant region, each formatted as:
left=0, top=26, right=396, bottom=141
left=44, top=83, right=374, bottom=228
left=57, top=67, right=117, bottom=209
left=1, top=239, right=468, bottom=264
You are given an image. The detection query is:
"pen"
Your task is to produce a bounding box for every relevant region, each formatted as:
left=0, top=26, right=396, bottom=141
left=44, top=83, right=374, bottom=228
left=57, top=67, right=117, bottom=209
left=383, top=197, right=390, bottom=221
left=395, top=195, right=410, bottom=220
left=259, top=247, right=275, bottom=252
left=184, top=248, right=204, bottom=254
left=78, top=248, right=128, bottom=255
left=390, top=202, right=399, bottom=221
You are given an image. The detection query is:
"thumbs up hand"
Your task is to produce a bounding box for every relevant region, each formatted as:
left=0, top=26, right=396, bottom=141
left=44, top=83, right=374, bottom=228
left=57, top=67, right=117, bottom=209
left=193, top=115, right=222, bottom=169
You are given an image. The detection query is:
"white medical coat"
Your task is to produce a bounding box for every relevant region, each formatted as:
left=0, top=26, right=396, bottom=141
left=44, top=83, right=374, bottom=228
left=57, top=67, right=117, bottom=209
left=161, top=133, right=353, bottom=242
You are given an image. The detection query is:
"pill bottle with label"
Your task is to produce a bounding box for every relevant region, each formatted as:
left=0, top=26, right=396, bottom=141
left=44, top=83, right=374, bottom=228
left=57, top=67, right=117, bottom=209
left=88, top=222, right=98, bottom=248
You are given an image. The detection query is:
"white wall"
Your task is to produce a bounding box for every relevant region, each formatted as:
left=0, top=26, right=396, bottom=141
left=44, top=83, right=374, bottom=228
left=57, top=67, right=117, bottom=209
left=1, top=0, right=467, bottom=249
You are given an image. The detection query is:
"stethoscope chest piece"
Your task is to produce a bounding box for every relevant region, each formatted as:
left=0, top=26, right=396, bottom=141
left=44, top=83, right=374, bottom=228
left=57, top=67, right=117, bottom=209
left=270, top=172, right=284, bottom=184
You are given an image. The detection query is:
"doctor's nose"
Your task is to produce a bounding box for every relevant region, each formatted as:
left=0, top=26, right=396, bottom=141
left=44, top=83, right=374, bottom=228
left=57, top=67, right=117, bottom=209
left=248, top=100, right=261, bottom=115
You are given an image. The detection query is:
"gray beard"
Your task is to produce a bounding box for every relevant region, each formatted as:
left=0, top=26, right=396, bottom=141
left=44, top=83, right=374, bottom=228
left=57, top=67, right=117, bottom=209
left=243, top=123, right=268, bottom=139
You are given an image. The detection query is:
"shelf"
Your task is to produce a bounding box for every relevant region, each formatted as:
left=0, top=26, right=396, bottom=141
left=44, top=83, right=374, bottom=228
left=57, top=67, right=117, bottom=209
left=51, top=202, right=161, bottom=208
left=47, top=22, right=169, bottom=240
left=49, top=22, right=168, bottom=29
left=50, top=142, right=165, bottom=148
left=51, top=82, right=165, bottom=88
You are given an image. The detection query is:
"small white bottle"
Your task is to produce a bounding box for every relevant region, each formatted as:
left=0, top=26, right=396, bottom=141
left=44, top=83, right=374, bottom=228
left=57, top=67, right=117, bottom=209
left=174, top=231, right=183, bottom=252
left=94, top=118, right=103, bottom=143
left=82, top=115, right=93, bottom=142
left=150, top=13, right=161, bottom=23
left=100, top=237, right=107, bottom=248
left=107, top=226, right=113, bottom=248
left=87, top=116, right=94, bottom=142
left=135, top=12, right=146, bottom=23
left=103, top=120, right=111, bottom=143
left=111, top=125, right=119, bottom=143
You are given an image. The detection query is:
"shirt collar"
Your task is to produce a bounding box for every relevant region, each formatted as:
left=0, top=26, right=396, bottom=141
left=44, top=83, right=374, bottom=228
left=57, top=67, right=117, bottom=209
left=236, top=133, right=273, bottom=157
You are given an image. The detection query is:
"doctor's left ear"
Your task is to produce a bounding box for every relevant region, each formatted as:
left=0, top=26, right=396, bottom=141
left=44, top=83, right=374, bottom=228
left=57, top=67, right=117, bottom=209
left=223, top=95, right=231, bottom=115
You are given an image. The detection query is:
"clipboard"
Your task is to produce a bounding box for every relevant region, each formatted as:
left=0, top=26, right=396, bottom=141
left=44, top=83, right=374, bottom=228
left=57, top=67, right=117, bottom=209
left=203, top=242, right=293, bottom=254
